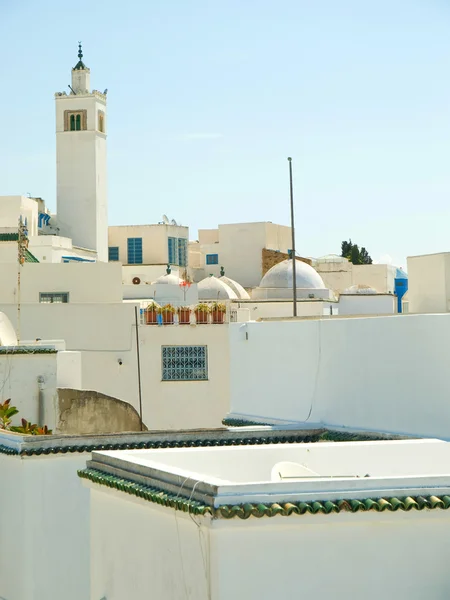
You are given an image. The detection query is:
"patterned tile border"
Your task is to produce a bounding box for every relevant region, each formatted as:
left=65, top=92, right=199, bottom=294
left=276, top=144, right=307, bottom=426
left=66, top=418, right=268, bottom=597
left=79, top=467, right=450, bottom=519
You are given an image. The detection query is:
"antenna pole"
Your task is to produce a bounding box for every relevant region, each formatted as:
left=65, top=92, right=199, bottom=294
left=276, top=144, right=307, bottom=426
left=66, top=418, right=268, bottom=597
left=288, top=157, right=297, bottom=317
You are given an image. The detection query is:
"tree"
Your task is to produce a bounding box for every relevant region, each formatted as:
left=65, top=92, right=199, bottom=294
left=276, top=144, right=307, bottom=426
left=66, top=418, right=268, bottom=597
left=341, top=240, right=373, bottom=265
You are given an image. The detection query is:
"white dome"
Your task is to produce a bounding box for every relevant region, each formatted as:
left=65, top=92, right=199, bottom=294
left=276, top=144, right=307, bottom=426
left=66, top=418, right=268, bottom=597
left=316, top=254, right=348, bottom=263
left=198, top=276, right=238, bottom=300
left=344, top=284, right=378, bottom=295
left=219, top=276, right=250, bottom=300
left=259, top=260, right=326, bottom=290
left=154, top=273, right=184, bottom=285
left=0, top=312, right=17, bottom=346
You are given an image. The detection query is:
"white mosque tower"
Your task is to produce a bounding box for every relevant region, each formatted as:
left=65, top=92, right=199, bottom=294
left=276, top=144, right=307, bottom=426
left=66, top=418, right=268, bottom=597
left=55, top=43, right=108, bottom=262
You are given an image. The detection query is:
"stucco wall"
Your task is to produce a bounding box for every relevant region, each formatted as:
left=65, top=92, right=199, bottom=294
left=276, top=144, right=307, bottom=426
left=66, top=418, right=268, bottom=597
left=229, top=315, right=450, bottom=438
left=0, top=262, right=123, bottom=304
left=407, top=253, right=449, bottom=314
left=212, top=512, right=450, bottom=599
left=337, top=294, right=396, bottom=315
left=57, top=388, right=145, bottom=434
left=90, top=488, right=210, bottom=600
left=0, top=352, right=58, bottom=429
left=0, top=451, right=90, bottom=600
left=78, top=324, right=230, bottom=430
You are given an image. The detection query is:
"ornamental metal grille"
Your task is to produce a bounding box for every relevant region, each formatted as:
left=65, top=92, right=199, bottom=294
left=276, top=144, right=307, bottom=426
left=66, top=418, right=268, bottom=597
left=162, top=345, right=208, bottom=381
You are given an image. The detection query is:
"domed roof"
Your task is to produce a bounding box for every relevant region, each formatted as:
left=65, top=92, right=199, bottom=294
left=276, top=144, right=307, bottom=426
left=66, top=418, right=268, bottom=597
left=316, top=254, right=348, bottom=263
left=198, top=276, right=238, bottom=300
left=259, top=260, right=326, bottom=290
left=154, top=273, right=184, bottom=285
left=219, top=276, right=250, bottom=300
left=344, top=284, right=378, bottom=295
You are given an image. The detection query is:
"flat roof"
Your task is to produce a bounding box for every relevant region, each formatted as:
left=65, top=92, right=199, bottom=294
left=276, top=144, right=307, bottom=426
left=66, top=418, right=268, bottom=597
left=82, top=439, right=450, bottom=518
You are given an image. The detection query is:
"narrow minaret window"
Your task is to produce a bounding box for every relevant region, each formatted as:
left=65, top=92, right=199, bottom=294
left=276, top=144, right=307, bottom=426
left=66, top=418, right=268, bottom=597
left=75, top=114, right=81, bottom=130
left=98, top=111, right=105, bottom=133
left=70, top=114, right=75, bottom=131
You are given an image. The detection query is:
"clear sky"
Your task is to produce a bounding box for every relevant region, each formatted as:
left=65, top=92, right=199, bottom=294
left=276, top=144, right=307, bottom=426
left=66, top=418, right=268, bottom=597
left=1, top=0, right=450, bottom=268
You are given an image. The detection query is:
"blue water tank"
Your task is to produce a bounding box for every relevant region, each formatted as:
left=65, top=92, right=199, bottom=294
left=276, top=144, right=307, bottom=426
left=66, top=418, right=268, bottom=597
left=394, top=268, right=408, bottom=313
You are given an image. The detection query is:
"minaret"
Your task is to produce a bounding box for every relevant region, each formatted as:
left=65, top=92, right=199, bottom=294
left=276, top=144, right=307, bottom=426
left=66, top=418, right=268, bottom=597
left=55, top=43, right=108, bottom=261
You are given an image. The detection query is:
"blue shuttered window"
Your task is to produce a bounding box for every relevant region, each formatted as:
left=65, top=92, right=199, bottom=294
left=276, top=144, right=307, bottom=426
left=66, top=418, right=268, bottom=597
left=206, top=254, right=219, bottom=265
left=127, top=238, right=143, bottom=264
left=108, top=247, right=119, bottom=261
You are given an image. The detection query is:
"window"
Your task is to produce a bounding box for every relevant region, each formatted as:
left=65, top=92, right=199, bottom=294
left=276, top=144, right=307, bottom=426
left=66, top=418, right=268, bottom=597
left=39, top=292, right=69, bottom=304
left=178, top=238, right=187, bottom=267
left=98, top=111, right=105, bottom=133
left=127, top=238, right=143, bottom=264
left=162, top=346, right=208, bottom=381
left=206, top=254, right=219, bottom=265
left=64, top=110, right=87, bottom=131
left=109, top=246, right=119, bottom=261
left=168, top=237, right=177, bottom=264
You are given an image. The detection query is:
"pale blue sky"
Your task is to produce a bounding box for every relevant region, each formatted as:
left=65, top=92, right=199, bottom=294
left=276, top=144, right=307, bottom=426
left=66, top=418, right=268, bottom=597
left=1, top=0, right=450, bottom=268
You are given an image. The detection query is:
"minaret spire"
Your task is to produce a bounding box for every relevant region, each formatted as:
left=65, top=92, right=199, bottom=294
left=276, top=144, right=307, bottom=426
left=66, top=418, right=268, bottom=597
left=73, top=41, right=87, bottom=71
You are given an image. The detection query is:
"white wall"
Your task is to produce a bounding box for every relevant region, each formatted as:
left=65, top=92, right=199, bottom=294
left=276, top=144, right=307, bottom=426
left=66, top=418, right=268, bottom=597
left=231, top=301, right=328, bottom=319
left=212, top=512, right=450, bottom=599
left=0, top=262, right=123, bottom=304
left=29, top=235, right=97, bottom=263
left=0, top=450, right=90, bottom=600
left=407, top=253, right=450, bottom=314
left=337, top=294, right=396, bottom=315
left=318, top=262, right=396, bottom=294
left=90, top=488, right=210, bottom=600
left=219, top=222, right=289, bottom=288
left=1, top=303, right=135, bottom=350
left=79, top=324, right=230, bottom=430
left=228, top=315, right=450, bottom=438
left=0, top=195, right=39, bottom=236
left=0, top=352, right=58, bottom=428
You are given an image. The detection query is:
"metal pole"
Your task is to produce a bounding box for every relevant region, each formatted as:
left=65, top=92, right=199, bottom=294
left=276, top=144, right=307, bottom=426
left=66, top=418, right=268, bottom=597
left=134, top=306, right=144, bottom=431
left=288, top=157, right=297, bottom=316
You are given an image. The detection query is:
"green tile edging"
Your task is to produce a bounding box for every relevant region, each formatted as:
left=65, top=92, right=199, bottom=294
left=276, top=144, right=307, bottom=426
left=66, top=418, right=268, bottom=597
left=0, top=433, right=321, bottom=457
left=0, top=347, right=57, bottom=355
left=0, top=428, right=406, bottom=458
left=78, top=467, right=450, bottom=519
left=222, top=417, right=275, bottom=427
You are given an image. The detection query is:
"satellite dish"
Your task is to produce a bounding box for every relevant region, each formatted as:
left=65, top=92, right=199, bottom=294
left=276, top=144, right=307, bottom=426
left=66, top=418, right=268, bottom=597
left=171, top=219, right=178, bottom=226
left=162, top=215, right=170, bottom=225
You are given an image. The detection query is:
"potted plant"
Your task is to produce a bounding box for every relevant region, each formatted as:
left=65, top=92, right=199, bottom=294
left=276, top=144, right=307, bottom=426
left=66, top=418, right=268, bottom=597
left=178, top=306, right=191, bottom=325
left=145, top=301, right=159, bottom=325
left=194, top=303, right=210, bottom=324
left=210, top=301, right=226, bottom=324
left=158, top=303, right=176, bottom=325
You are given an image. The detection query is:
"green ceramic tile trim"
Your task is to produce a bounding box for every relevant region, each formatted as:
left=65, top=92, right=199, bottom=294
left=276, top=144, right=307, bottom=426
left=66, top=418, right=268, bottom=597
left=222, top=417, right=276, bottom=427
left=0, top=233, right=19, bottom=241
left=24, top=249, right=39, bottom=263
left=0, top=429, right=402, bottom=457
left=0, top=347, right=57, bottom=355
left=78, top=467, right=450, bottom=519
left=78, top=468, right=213, bottom=516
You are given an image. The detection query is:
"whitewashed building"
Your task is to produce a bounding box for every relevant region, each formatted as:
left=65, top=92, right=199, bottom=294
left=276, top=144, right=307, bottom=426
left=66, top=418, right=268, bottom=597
left=85, top=439, right=450, bottom=600
left=189, top=221, right=292, bottom=287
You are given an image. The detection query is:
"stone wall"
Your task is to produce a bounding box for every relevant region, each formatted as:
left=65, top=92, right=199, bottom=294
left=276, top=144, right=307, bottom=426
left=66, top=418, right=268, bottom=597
left=57, top=389, right=146, bottom=435
left=262, top=248, right=312, bottom=277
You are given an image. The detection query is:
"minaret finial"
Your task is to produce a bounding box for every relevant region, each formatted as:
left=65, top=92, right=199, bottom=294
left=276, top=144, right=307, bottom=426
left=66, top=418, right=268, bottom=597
left=78, top=42, right=83, bottom=60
